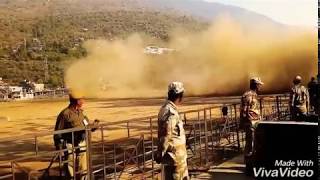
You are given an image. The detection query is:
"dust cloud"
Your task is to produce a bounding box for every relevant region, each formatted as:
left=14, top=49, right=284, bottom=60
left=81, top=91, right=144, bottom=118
left=65, top=16, right=317, bottom=98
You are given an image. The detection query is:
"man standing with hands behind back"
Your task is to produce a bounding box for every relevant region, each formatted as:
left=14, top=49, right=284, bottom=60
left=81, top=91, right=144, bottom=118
left=156, top=82, right=189, bottom=180
left=240, top=77, right=264, bottom=172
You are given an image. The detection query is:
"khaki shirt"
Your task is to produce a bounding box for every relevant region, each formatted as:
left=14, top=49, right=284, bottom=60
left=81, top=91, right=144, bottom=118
left=241, top=90, right=260, bottom=121
left=290, top=85, right=309, bottom=113
left=157, top=101, right=187, bottom=166
left=55, top=106, right=88, bottom=144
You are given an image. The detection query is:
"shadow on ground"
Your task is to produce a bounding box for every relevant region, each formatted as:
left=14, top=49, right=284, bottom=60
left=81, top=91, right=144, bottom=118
left=191, top=155, right=255, bottom=180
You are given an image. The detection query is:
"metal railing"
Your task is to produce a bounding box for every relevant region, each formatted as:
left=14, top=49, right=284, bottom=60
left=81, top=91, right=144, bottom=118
left=0, top=94, right=290, bottom=180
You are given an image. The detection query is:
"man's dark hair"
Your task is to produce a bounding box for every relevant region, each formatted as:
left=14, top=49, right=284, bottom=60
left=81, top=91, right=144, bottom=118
left=69, top=95, right=78, bottom=105
left=293, top=79, right=301, bottom=85
left=311, top=77, right=315, bottom=81
left=168, top=90, right=184, bottom=102
left=250, top=82, right=258, bottom=90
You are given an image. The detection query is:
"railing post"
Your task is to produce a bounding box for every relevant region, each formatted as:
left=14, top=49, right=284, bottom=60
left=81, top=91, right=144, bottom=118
left=198, top=110, right=202, bottom=166
left=59, top=148, right=63, bottom=177
left=100, top=125, right=106, bottom=179
left=193, top=119, right=196, bottom=154
left=230, top=105, right=235, bottom=143
left=142, top=134, right=146, bottom=174
left=209, top=108, right=214, bottom=156
left=276, top=96, right=280, bottom=120
left=234, top=104, right=241, bottom=152
left=127, top=121, right=130, bottom=138
left=34, top=136, right=38, bottom=155
left=260, top=98, right=263, bottom=120
left=149, top=118, right=154, bottom=178
left=11, top=161, right=15, bottom=180
left=204, top=109, right=208, bottom=165
left=72, top=132, right=76, bottom=179
left=114, top=144, right=117, bottom=180
left=85, top=127, right=93, bottom=180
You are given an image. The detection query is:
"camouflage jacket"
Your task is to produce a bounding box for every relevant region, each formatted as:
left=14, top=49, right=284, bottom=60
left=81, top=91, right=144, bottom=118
left=290, top=85, right=309, bottom=113
left=157, top=101, right=187, bottom=166
left=241, top=90, right=260, bottom=121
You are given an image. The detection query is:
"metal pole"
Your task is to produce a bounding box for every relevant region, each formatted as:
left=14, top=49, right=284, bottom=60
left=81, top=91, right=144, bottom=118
left=193, top=120, right=196, bottom=153
left=142, top=134, right=146, bottom=175
left=279, top=96, right=282, bottom=117
left=234, top=104, right=241, bottom=152
left=209, top=108, right=214, bottom=155
left=149, top=118, right=154, bottom=178
left=204, top=109, right=208, bottom=165
left=276, top=96, right=280, bottom=120
left=72, top=132, right=76, bottom=179
left=100, top=126, right=106, bottom=179
left=59, top=150, right=62, bottom=177
left=123, top=148, right=126, bottom=169
left=198, top=111, right=202, bottom=166
left=85, top=128, right=92, bottom=180
left=34, top=136, right=38, bottom=155
left=229, top=106, right=233, bottom=144
left=11, top=161, right=15, bottom=180
left=127, top=121, right=130, bottom=138
left=113, top=144, right=117, bottom=180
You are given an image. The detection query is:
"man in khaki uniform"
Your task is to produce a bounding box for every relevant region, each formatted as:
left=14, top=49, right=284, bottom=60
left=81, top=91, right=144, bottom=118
left=156, top=82, right=189, bottom=180
left=240, top=77, right=264, bottom=160
left=290, top=75, right=309, bottom=121
left=54, top=94, right=98, bottom=180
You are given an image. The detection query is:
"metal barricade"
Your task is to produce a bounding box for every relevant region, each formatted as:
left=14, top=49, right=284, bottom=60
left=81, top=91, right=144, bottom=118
left=0, top=94, right=290, bottom=179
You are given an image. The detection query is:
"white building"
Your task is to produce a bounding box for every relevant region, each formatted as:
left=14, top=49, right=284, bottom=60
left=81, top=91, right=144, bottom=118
left=9, top=86, right=22, bottom=93
left=9, top=86, right=34, bottom=100
left=33, top=83, right=45, bottom=92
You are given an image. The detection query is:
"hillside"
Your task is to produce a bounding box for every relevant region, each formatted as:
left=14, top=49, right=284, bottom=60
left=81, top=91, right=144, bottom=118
left=0, top=0, right=207, bottom=87
left=0, top=0, right=286, bottom=88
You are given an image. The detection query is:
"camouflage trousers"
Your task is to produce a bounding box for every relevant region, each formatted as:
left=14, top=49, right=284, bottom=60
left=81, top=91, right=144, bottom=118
left=244, top=125, right=253, bottom=157
left=161, top=163, right=189, bottom=180
left=244, top=120, right=258, bottom=157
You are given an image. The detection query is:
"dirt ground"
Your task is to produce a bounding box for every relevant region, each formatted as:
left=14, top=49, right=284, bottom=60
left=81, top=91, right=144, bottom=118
left=0, top=96, right=239, bottom=139
left=0, top=96, right=240, bottom=176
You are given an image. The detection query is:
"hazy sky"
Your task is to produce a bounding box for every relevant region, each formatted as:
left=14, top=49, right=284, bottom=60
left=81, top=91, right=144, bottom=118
left=205, top=0, right=317, bottom=27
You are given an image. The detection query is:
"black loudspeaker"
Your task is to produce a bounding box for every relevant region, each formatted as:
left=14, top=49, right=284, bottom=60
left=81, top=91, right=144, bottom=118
left=250, top=121, right=318, bottom=180
left=305, top=114, right=319, bottom=123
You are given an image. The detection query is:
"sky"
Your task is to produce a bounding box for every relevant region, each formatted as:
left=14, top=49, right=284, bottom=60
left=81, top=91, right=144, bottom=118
left=204, top=0, right=317, bottom=27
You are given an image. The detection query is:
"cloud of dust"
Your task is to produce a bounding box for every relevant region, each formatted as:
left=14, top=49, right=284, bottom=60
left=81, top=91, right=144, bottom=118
left=65, top=16, right=317, bottom=98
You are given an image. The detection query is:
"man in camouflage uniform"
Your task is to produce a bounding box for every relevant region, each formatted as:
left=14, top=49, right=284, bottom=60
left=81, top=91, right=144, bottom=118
left=241, top=77, right=264, bottom=160
left=290, top=75, right=309, bottom=121
left=307, top=77, right=317, bottom=112
left=156, top=82, right=189, bottom=180
left=54, top=94, right=98, bottom=180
